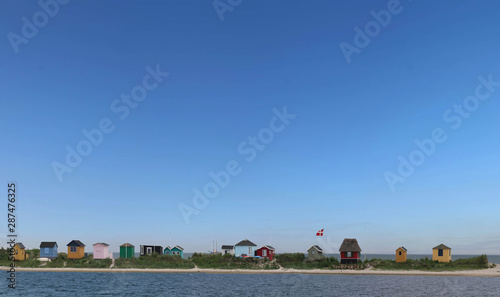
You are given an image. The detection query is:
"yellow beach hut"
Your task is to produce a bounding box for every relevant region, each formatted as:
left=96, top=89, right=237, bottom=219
left=13, top=243, right=28, bottom=261
left=432, top=244, right=451, bottom=262
left=67, top=240, right=86, bottom=259
left=396, top=246, right=407, bottom=263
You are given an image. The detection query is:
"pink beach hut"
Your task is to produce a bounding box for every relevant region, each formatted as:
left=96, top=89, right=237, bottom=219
left=93, top=243, right=110, bottom=259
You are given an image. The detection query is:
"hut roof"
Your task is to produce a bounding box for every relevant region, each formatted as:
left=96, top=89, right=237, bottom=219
left=16, top=243, right=26, bottom=249
left=221, top=245, right=234, bottom=250
left=433, top=244, right=451, bottom=250
left=339, top=238, right=362, bottom=252
left=257, top=245, right=275, bottom=251
left=93, top=243, right=109, bottom=246
left=67, top=240, right=85, bottom=247
left=120, top=243, right=134, bottom=247
left=396, top=246, right=407, bottom=252
left=40, top=242, right=57, bottom=248
left=173, top=246, right=184, bottom=251
left=235, top=239, right=257, bottom=247
left=309, top=245, right=323, bottom=252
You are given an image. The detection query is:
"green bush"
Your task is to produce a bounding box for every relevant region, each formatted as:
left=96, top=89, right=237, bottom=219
left=14, top=259, right=41, bottom=268
left=276, top=253, right=340, bottom=269
left=371, top=255, right=490, bottom=271
left=65, top=256, right=112, bottom=268
left=190, top=253, right=278, bottom=269
left=114, top=254, right=195, bottom=269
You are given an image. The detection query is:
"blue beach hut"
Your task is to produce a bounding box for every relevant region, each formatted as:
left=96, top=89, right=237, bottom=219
left=39, top=242, right=58, bottom=259
left=235, top=239, right=257, bottom=257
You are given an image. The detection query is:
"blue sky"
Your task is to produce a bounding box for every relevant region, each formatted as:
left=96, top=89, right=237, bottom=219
left=1, top=0, right=500, bottom=254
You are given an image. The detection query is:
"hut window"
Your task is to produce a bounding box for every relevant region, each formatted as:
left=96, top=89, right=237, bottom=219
left=399, top=251, right=402, bottom=255
left=263, top=250, right=267, bottom=256
left=311, top=250, right=314, bottom=255
left=438, top=249, right=443, bottom=256
left=346, top=252, right=352, bottom=257
left=70, top=247, right=77, bottom=253
left=45, top=248, right=49, bottom=254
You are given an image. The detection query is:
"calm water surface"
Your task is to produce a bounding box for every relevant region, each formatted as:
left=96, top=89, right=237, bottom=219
left=1, top=272, right=499, bottom=296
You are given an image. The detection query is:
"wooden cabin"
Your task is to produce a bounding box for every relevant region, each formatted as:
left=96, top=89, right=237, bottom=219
left=221, top=245, right=235, bottom=255
left=93, top=243, right=110, bottom=259
left=120, top=243, right=135, bottom=259
left=39, top=242, right=58, bottom=259
left=396, top=246, right=407, bottom=263
left=13, top=243, right=28, bottom=261
left=339, top=238, right=362, bottom=264
left=255, top=245, right=275, bottom=260
left=307, top=245, right=324, bottom=259
left=67, top=240, right=85, bottom=259
left=170, top=246, right=184, bottom=258
left=432, top=244, right=451, bottom=262
left=140, top=245, right=163, bottom=256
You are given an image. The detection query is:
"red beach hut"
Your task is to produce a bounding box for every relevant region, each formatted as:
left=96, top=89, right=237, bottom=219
left=255, top=245, right=275, bottom=260
left=339, top=238, right=362, bottom=264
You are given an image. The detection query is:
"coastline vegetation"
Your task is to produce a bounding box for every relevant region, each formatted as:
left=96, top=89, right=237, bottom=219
left=368, top=255, right=495, bottom=271
left=45, top=253, right=112, bottom=268
left=190, top=253, right=279, bottom=269
left=114, top=253, right=195, bottom=269
left=0, top=248, right=495, bottom=271
left=275, top=253, right=365, bottom=270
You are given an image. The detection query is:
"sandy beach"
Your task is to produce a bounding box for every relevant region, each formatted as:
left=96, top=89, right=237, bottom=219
left=2, top=264, right=499, bottom=277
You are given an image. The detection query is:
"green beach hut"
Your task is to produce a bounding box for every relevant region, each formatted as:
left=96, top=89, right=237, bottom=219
left=164, top=245, right=184, bottom=258
left=171, top=246, right=184, bottom=259
left=120, top=243, right=135, bottom=258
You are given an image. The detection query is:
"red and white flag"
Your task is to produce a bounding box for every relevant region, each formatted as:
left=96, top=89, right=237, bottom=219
left=316, top=229, right=324, bottom=236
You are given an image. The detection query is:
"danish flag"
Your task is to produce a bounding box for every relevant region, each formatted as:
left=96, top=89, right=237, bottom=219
left=316, top=229, right=324, bottom=236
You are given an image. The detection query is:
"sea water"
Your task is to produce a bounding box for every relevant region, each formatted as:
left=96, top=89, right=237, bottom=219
left=1, top=271, right=499, bottom=296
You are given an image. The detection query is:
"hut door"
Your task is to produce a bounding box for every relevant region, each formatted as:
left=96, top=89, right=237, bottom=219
left=147, top=247, right=152, bottom=254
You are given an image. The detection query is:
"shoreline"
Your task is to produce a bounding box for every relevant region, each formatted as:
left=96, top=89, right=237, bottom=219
left=2, top=265, right=499, bottom=277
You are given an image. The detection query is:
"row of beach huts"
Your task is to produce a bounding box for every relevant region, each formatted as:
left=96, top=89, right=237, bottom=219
left=10, top=239, right=453, bottom=264
left=10, top=241, right=185, bottom=261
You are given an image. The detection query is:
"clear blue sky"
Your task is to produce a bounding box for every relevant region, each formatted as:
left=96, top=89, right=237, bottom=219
left=1, top=0, right=500, bottom=254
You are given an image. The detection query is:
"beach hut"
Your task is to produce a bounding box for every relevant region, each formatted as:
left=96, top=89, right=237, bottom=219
left=140, top=245, right=163, bottom=256
left=170, top=246, right=184, bottom=258
left=396, top=246, right=407, bottom=263
left=432, top=244, right=451, bottom=262
left=221, top=245, right=235, bottom=255
left=234, top=239, right=257, bottom=257
left=39, top=242, right=58, bottom=259
left=339, top=238, right=362, bottom=264
left=120, top=243, right=135, bottom=259
left=13, top=243, right=28, bottom=261
left=93, top=243, right=110, bottom=259
left=255, top=245, right=275, bottom=260
left=307, top=245, right=324, bottom=259
left=67, top=240, right=85, bottom=259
